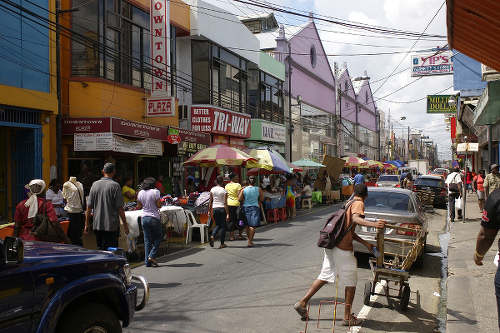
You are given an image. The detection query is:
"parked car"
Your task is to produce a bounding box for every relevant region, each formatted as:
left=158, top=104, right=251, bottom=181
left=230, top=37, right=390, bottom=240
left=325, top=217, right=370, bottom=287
left=353, top=188, right=428, bottom=266
left=0, top=237, right=149, bottom=333
left=414, top=175, right=447, bottom=208
left=375, top=174, right=401, bottom=188
left=432, top=168, right=448, bottom=179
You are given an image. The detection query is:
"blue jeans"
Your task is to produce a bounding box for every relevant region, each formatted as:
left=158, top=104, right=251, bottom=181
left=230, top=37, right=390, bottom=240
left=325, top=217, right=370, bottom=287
left=495, top=265, right=500, bottom=329
left=141, top=216, right=162, bottom=266
left=211, top=208, right=227, bottom=244
left=244, top=206, right=260, bottom=227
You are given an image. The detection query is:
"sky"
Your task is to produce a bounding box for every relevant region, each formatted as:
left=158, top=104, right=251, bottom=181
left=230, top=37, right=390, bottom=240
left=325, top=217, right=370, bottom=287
left=203, top=0, right=454, bottom=160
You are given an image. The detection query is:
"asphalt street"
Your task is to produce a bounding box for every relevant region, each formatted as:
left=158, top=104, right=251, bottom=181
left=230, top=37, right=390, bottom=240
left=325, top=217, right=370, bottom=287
left=127, top=203, right=446, bottom=333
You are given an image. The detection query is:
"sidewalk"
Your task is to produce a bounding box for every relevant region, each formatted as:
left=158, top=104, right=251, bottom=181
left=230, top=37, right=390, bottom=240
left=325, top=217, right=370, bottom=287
left=446, top=192, right=498, bottom=333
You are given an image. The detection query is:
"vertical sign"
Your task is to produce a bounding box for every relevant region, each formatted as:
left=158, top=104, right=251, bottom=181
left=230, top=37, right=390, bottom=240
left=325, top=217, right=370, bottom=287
left=150, top=0, right=170, bottom=97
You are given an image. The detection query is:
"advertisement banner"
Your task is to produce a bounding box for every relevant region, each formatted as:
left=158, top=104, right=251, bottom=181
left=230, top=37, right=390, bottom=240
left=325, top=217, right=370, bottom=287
left=191, top=106, right=251, bottom=138
left=168, top=127, right=211, bottom=145
left=146, top=97, right=175, bottom=117
left=427, top=95, right=457, bottom=114
left=411, top=51, right=454, bottom=77
left=74, top=133, right=162, bottom=156
left=150, top=0, right=170, bottom=96
left=111, top=118, right=167, bottom=140
left=63, top=118, right=110, bottom=134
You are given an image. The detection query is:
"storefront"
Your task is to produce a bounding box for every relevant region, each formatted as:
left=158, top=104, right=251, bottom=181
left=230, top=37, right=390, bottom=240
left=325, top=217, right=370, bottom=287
left=166, top=127, right=211, bottom=195
left=191, top=105, right=251, bottom=182
left=62, top=117, right=169, bottom=193
left=246, top=119, right=286, bottom=153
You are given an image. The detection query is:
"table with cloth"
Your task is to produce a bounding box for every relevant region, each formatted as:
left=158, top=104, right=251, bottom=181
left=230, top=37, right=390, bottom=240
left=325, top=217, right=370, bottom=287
left=160, top=205, right=186, bottom=234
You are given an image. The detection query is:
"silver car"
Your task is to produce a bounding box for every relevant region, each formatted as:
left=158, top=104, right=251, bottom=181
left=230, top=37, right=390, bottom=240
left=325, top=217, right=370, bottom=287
left=353, top=187, right=428, bottom=265
left=375, top=174, right=400, bottom=187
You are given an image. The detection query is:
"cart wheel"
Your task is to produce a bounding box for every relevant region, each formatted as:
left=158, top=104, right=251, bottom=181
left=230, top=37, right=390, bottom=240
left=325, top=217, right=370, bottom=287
left=363, top=281, right=372, bottom=306
left=399, top=284, right=411, bottom=311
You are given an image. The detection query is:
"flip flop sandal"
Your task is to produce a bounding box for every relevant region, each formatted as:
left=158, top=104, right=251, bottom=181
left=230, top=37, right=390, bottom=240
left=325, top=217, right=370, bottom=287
left=343, top=314, right=363, bottom=326
left=293, top=302, right=309, bottom=320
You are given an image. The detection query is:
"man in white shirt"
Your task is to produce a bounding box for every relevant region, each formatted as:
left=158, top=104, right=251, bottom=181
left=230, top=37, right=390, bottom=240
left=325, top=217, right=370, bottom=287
left=445, top=167, right=463, bottom=222
left=63, top=177, right=85, bottom=245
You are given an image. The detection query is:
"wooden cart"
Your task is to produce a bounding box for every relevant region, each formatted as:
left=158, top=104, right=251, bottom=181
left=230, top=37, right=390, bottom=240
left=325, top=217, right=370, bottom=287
left=363, top=224, right=426, bottom=311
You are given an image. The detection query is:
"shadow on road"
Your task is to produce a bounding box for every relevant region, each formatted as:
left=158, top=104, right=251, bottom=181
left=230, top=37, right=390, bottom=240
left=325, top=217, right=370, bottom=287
left=165, top=262, right=203, bottom=267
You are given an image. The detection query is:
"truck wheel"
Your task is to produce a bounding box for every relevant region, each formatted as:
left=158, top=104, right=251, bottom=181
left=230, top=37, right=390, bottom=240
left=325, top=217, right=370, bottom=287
left=57, top=303, right=122, bottom=333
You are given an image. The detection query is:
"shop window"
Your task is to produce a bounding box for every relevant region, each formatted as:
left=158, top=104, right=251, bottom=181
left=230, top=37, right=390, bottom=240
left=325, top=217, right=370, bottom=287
left=178, top=105, right=188, bottom=120
left=192, top=41, right=210, bottom=104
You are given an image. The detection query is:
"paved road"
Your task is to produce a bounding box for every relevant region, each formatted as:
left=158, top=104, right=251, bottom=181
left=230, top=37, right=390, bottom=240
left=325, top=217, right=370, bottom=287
left=126, top=204, right=446, bottom=333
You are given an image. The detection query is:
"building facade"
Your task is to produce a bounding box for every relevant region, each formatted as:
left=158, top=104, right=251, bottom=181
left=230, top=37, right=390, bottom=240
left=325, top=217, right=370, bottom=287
left=0, top=0, right=58, bottom=222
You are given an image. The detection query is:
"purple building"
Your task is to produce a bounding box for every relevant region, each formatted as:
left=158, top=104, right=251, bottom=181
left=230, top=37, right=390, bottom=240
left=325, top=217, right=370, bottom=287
left=241, top=14, right=337, bottom=161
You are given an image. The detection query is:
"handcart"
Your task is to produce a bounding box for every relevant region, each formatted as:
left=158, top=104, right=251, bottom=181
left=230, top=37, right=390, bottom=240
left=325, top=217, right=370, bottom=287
left=363, top=224, right=426, bottom=311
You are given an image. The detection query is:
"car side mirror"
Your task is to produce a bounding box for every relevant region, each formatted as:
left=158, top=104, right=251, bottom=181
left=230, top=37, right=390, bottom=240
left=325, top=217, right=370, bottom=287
left=3, top=237, right=24, bottom=265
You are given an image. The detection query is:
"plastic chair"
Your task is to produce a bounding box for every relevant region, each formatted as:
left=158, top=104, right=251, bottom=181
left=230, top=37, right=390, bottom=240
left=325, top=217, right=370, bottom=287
left=184, top=209, right=208, bottom=244
left=302, top=198, right=313, bottom=209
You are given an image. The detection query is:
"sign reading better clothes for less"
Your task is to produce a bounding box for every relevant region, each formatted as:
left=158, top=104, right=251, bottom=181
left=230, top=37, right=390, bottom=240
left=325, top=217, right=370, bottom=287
left=426, top=95, right=457, bottom=114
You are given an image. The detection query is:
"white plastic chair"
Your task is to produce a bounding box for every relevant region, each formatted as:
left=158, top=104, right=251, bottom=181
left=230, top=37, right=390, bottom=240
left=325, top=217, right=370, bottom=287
left=184, top=209, right=208, bottom=245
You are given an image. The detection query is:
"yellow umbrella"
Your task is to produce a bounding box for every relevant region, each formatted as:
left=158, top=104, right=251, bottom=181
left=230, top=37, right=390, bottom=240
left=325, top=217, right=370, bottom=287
left=365, top=160, right=384, bottom=169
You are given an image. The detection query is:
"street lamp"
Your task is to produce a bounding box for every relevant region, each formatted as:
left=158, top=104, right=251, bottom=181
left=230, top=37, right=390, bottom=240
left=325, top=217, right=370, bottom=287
left=448, top=95, right=458, bottom=108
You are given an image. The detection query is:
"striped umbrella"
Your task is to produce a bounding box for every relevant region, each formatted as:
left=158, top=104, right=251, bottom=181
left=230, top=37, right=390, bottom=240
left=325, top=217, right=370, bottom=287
left=342, top=156, right=367, bottom=168
left=183, top=144, right=257, bottom=167
left=365, top=160, right=385, bottom=169
left=246, top=147, right=292, bottom=173
left=383, top=163, right=397, bottom=170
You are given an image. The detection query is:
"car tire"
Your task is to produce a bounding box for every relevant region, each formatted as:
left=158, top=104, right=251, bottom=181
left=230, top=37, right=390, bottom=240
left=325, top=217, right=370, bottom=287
left=57, top=302, right=122, bottom=333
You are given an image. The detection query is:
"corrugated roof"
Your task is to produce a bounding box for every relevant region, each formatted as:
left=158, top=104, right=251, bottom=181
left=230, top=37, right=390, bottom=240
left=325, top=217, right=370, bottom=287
left=447, top=0, right=500, bottom=72
left=237, top=12, right=272, bottom=21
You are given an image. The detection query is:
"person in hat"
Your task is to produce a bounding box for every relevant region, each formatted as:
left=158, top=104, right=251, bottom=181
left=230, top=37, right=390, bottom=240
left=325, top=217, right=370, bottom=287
left=14, top=179, right=69, bottom=243
left=85, top=163, right=129, bottom=250
left=485, top=164, right=500, bottom=199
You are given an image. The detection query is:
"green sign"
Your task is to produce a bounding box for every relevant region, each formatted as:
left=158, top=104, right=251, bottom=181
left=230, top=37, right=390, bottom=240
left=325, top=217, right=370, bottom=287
left=426, top=95, right=457, bottom=114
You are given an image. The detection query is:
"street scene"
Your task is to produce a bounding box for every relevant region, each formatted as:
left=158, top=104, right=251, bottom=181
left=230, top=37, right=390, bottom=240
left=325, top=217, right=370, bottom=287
left=1, top=0, right=500, bottom=333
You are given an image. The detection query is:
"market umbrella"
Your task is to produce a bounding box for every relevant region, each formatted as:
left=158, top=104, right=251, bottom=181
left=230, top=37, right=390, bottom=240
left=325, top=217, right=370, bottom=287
left=384, top=160, right=403, bottom=168
left=246, top=147, right=292, bottom=173
left=342, top=156, right=367, bottom=168
left=365, top=160, right=384, bottom=169
left=383, top=162, right=397, bottom=170
left=183, top=144, right=257, bottom=167
left=291, top=158, right=326, bottom=168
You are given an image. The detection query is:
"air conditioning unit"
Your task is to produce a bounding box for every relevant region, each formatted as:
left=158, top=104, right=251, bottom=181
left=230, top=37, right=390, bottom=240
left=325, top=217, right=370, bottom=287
left=481, top=64, right=500, bottom=81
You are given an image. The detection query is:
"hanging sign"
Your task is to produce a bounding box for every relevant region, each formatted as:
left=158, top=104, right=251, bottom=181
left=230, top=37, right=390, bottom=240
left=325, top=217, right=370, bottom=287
left=150, top=0, right=170, bottom=96
left=411, top=51, right=454, bottom=77
left=191, top=106, right=251, bottom=138
left=167, top=134, right=181, bottom=144
left=426, top=95, right=457, bottom=114
left=146, top=97, right=175, bottom=117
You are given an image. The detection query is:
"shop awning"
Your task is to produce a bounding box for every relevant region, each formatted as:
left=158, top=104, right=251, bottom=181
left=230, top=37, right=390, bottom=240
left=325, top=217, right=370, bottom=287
left=473, top=81, right=500, bottom=125
left=446, top=0, right=500, bottom=72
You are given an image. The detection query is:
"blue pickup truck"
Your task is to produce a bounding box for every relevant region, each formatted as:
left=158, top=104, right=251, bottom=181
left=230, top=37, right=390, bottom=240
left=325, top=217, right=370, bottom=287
left=0, top=237, right=149, bottom=333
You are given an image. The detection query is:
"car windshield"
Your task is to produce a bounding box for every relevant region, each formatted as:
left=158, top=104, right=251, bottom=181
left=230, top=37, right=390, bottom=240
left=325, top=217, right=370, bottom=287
left=415, top=178, right=444, bottom=187
left=365, top=191, right=411, bottom=212
left=378, top=175, right=399, bottom=182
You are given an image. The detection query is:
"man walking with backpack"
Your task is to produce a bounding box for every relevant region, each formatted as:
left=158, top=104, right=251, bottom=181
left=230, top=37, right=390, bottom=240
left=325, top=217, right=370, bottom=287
left=293, top=184, right=385, bottom=326
left=445, top=167, right=463, bottom=222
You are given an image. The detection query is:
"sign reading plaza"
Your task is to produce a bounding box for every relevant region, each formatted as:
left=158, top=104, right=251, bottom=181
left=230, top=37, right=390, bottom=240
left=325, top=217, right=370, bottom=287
left=426, top=95, right=457, bottom=114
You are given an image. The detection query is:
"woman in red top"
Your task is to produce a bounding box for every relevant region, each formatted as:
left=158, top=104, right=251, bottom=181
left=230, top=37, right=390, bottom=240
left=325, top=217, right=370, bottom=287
left=14, top=179, right=68, bottom=243
left=466, top=168, right=474, bottom=194
left=473, top=170, right=486, bottom=210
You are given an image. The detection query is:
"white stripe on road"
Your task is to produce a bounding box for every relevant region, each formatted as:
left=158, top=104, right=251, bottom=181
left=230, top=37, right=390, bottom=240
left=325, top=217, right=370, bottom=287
left=350, top=280, right=387, bottom=333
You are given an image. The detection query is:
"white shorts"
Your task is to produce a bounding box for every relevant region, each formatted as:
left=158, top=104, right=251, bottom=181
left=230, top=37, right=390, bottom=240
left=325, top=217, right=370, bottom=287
left=317, top=248, right=358, bottom=287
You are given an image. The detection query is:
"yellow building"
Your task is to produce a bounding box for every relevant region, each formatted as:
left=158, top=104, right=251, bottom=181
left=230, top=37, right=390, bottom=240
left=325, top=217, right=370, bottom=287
left=59, top=0, right=190, bottom=191
left=0, top=0, right=58, bottom=222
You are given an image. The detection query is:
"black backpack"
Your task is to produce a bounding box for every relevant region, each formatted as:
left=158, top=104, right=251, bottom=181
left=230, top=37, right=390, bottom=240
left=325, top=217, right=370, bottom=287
left=317, top=200, right=356, bottom=249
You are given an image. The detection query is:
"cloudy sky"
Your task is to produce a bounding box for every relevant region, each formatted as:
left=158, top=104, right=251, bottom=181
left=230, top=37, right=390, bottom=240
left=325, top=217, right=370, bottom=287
left=204, top=0, right=454, bottom=160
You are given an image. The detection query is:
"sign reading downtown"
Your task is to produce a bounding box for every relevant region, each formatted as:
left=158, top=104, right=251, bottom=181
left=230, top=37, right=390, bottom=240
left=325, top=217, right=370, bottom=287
left=426, top=95, right=457, bottom=114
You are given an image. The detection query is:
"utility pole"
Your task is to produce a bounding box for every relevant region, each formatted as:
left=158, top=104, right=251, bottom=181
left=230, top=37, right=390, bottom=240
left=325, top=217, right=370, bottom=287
left=287, top=42, right=293, bottom=162
left=407, top=126, right=410, bottom=161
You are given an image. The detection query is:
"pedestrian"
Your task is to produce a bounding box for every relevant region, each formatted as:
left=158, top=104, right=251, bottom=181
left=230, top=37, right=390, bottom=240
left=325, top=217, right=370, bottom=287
left=293, top=184, right=385, bottom=325
left=473, top=170, right=486, bottom=211
left=46, top=179, right=66, bottom=218
left=402, top=173, right=414, bottom=190
left=445, top=167, right=463, bottom=222
left=226, top=173, right=245, bottom=241
left=84, top=163, right=129, bottom=251
left=14, top=179, right=69, bottom=243
left=466, top=168, right=474, bottom=194
left=136, top=177, right=162, bottom=267
left=239, top=176, right=263, bottom=247
left=353, top=171, right=365, bottom=185
left=62, top=176, right=85, bottom=246
left=285, top=174, right=297, bottom=218
left=485, top=164, right=500, bottom=199
left=473, top=188, right=500, bottom=329
left=122, top=177, right=136, bottom=204
left=209, top=175, right=229, bottom=249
